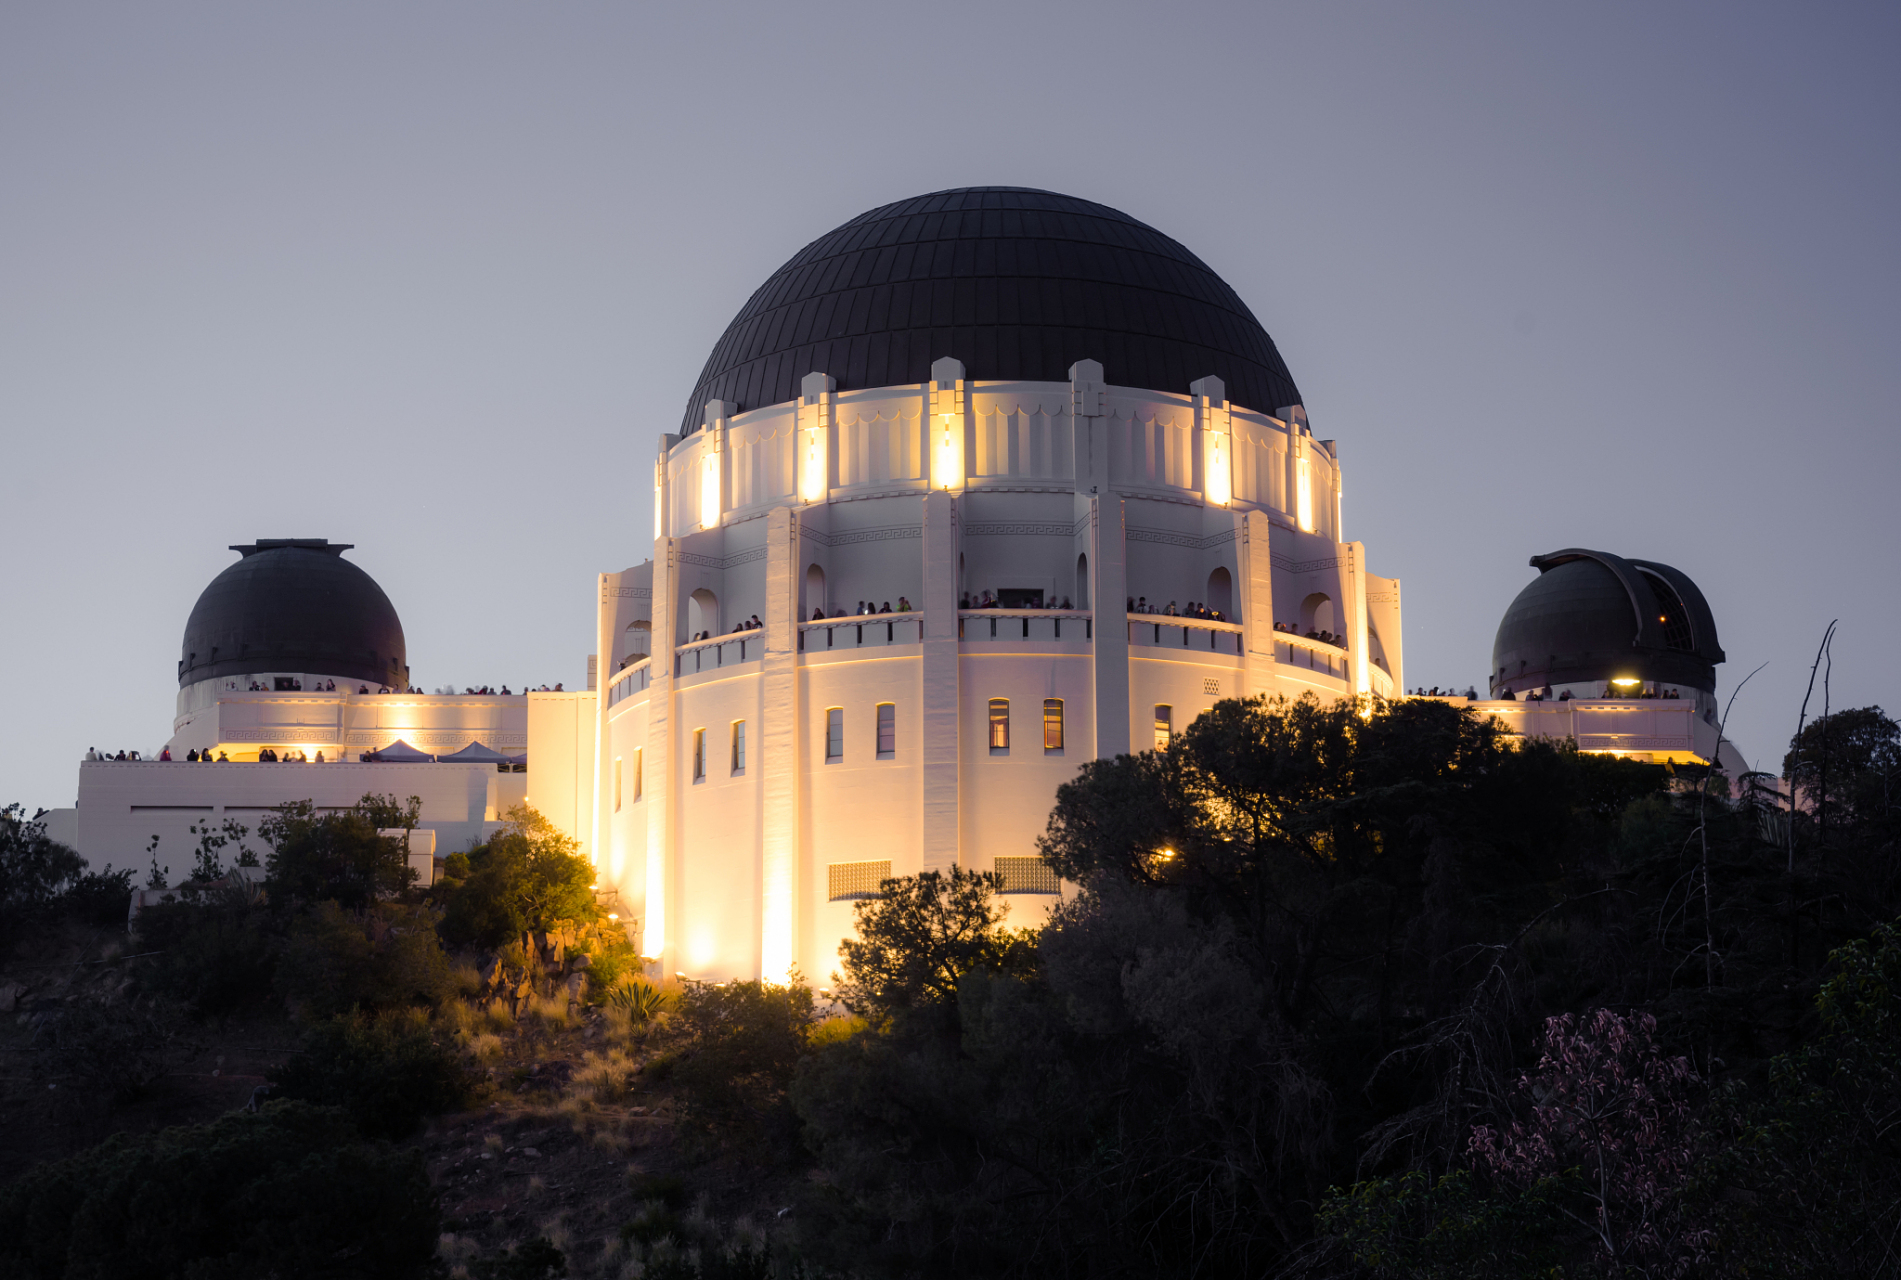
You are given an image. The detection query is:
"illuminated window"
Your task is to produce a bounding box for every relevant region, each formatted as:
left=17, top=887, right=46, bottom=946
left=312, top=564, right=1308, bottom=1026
left=828, top=859, right=891, bottom=901
left=1153, top=705, right=1172, bottom=750
left=692, top=729, right=705, bottom=781
left=876, top=703, right=896, bottom=757
left=1043, top=699, right=1064, bottom=750
left=731, top=720, right=746, bottom=774
left=989, top=699, right=1009, bottom=751
left=826, top=708, right=844, bottom=761
left=613, top=757, right=622, bottom=811
left=632, top=748, right=643, bottom=801
left=995, top=856, right=1059, bottom=894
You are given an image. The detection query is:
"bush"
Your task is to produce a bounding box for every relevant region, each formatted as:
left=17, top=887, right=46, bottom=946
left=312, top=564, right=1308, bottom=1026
left=0, top=1100, right=437, bottom=1279
left=34, top=994, right=184, bottom=1110
left=440, top=804, right=595, bottom=949
left=0, top=803, right=85, bottom=932
left=270, top=1009, right=473, bottom=1139
left=59, top=865, right=136, bottom=927
left=667, top=978, right=816, bottom=1148
left=274, top=900, right=457, bottom=1019
left=605, top=975, right=672, bottom=1025
left=134, top=884, right=281, bottom=1016
left=262, top=797, right=416, bottom=910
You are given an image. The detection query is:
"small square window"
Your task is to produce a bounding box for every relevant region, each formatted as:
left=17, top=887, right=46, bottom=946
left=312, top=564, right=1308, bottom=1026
left=1043, top=699, right=1064, bottom=751
left=988, top=698, right=1009, bottom=751
left=826, top=708, right=844, bottom=761
left=876, top=703, right=896, bottom=757
left=1153, top=705, right=1172, bottom=751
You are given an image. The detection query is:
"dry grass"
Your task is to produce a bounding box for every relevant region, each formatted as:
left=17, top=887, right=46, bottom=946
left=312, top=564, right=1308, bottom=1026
left=526, top=992, right=574, bottom=1031
left=465, top=1032, right=505, bottom=1063
left=571, top=1048, right=638, bottom=1105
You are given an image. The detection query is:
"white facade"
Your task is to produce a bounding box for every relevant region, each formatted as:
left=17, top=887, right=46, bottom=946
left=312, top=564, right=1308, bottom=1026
left=591, top=360, right=1404, bottom=983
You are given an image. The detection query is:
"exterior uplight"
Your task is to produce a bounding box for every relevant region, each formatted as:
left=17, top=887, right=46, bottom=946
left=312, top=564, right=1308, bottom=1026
left=1611, top=676, right=1641, bottom=687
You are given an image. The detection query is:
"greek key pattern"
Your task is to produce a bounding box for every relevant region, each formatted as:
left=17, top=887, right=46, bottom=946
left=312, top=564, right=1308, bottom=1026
left=1365, top=591, right=1399, bottom=604
left=604, top=585, right=651, bottom=599
left=831, top=526, right=922, bottom=546
left=964, top=522, right=1076, bottom=537
left=678, top=547, right=768, bottom=571
left=1127, top=526, right=1236, bottom=550
left=1272, top=554, right=1343, bottom=574
left=220, top=728, right=335, bottom=743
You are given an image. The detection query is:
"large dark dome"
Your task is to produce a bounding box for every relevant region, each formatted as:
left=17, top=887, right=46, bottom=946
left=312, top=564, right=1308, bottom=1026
left=681, top=186, right=1303, bottom=433
left=179, top=540, right=408, bottom=690
left=1491, top=549, right=1725, bottom=696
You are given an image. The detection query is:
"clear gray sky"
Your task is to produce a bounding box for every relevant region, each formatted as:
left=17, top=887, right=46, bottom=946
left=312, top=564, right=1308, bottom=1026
left=4, top=2, right=1896, bottom=815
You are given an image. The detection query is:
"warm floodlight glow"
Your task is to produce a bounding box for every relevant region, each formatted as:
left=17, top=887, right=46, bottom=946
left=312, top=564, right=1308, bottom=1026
left=800, top=426, right=825, bottom=502
left=1611, top=676, right=1641, bottom=687
left=1205, top=430, right=1231, bottom=506
left=1296, top=459, right=1314, bottom=533
left=936, top=413, right=958, bottom=489
left=700, top=449, right=720, bottom=528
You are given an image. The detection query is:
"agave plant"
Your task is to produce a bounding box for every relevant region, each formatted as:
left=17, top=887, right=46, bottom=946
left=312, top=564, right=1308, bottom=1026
left=606, top=976, right=670, bottom=1025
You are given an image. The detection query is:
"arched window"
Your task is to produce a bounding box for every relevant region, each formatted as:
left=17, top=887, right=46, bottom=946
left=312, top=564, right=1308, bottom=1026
left=1299, top=592, right=1334, bottom=635
left=1075, top=553, right=1090, bottom=609
left=803, top=564, right=827, bottom=620
left=687, top=588, right=718, bottom=639
left=1206, top=566, right=1232, bottom=619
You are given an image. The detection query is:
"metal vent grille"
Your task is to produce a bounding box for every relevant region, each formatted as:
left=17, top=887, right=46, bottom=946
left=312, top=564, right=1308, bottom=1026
left=995, top=856, right=1059, bottom=895
left=828, top=859, right=892, bottom=901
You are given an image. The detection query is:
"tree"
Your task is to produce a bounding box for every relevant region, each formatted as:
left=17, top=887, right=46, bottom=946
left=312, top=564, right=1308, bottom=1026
left=439, top=804, right=594, bottom=948
left=271, top=1010, right=473, bottom=1140
left=261, top=796, right=416, bottom=910
left=0, top=803, right=84, bottom=929
left=833, top=866, right=1032, bottom=1022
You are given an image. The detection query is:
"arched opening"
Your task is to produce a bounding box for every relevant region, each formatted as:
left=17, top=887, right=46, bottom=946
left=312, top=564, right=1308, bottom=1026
left=1299, top=591, right=1334, bottom=635
left=1075, top=553, right=1090, bottom=609
left=803, top=564, right=827, bottom=620
left=623, top=619, right=651, bottom=660
left=1206, top=566, right=1232, bottom=619
left=687, top=588, right=719, bottom=640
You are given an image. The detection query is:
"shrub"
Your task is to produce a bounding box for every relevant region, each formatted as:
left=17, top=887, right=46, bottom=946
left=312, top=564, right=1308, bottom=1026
left=135, top=885, right=281, bottom=1016
left=439, top=804, right=595, bottom=949
left=668, top=978, right=816, bottom=1147
left=606, top=975, right=671, bottom=1025
left=274, top=900, right=456, bottom=1019
left=59, top=865, right=136, bottom=927
left=34, top=994, right=183, bottom=1109
left=270, top=1009, right=473, bottom=1139
left=262, top=797, right=415, bottom=910
left=0, top=1100, right=436, bottom=1279
left=469, top=1236, right=567, bottom=1279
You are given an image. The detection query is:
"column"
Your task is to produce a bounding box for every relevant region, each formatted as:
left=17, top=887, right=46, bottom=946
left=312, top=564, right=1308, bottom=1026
left=643, top=438, right=678, bottom=965
left=920, top=488, right=961, bottom=872
left=1239, top=509, right=1279, bottom=699
left=1090, top=494, right=1131, bottom=759
left=759, top=505, right=800, bottom=981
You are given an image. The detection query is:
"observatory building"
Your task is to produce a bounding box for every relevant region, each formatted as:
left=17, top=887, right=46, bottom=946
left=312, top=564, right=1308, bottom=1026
left=57, top=188, right=1744, bottom=985
left=589, top=187, right=1404, bottom=981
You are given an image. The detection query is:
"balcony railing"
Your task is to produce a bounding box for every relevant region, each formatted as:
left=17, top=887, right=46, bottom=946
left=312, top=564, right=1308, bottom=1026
left=1126, top=613, right=1243, bottom=655
left=800, top=615, right=923, bottom=651
left=606, top=658, right=651, bottom=707
left=958, top=609, right=1092, bottom=642
left=675, top=633, right=762, bottom=676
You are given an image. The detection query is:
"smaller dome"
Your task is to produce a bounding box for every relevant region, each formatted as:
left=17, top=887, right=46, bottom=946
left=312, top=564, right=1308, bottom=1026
left=179, top=540, right=408, bottom=689
left=1491, top=549, right=1724, bottom=696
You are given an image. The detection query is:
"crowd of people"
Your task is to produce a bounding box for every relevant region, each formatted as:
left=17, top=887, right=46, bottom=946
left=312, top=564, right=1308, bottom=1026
left=1493, top=684, right=1684, bottom=702
left=809, top=599, right=914, bottom=621
left=1272, top=620, right=1344, bottom=647
left=961, top=592, right=1073, bottom=611
left=1125, top=597, right=1228, bottom=622
left=1410, top=686, right=1481, bottom=699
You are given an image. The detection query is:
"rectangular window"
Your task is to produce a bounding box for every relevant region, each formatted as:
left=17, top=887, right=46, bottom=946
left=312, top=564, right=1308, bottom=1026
left=876, top=703, right=896, bottom=757
left=693, top=729, right=705, bottom=781
left=828, top=859, right=892, bottom=902
left=633, top=747, right=643, bottom=801
left=731, top=720, right=746, bottom=773
left=826, top=707, right=844, bottom=761
left=1153, top=704, right=1172, bottom=751
left=1043, top=698, right=1064, bottom=750
left=988, top=698, right=1009, bottom=751
left=614, top=757, right=623, bottom=811
left=995, top=856, right=1059, bottom=894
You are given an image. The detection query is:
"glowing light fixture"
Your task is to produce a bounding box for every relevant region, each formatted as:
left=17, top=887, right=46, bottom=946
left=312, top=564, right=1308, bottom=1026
left=700, top=447, right=720, bottom=528
left=936, top=413, right=957, bottom=489
left=1296, top=459, right=1314, bottom=533
left=1611, top=676, right=1641, bottom=688
left=1205, top=429, right=1231, bottom=506
left=799, top=424, right=825, bottom=502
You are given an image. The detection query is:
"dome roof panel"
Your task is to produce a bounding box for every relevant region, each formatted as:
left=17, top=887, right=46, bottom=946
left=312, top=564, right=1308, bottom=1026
left=680, top=186, right=1303, bottom=431
left=179, top=540, right=407, bottom=690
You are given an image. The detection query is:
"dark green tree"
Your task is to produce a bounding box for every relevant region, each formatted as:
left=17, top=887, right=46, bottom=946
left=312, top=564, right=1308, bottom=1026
left=440, top=803, right=595, bottom=947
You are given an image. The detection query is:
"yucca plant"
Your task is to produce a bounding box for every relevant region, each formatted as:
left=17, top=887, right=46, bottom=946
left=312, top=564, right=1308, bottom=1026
left=606, top=976, right=670, bottom=1025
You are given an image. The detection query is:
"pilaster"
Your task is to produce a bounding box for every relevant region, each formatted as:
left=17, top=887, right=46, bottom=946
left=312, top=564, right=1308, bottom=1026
left=644, top=481, right=677, bottom=965
left=920, top=489, right=961, bottom=871
left=759, top=506, right=800, bottom=981
left=1239, top=509, right=1279, bottom=698
left=1089, top=493, right=1131, bottom=759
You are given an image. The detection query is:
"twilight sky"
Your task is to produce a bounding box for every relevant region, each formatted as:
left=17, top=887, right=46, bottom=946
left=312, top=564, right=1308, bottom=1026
left=3, top=2, right=1896, bottom=817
